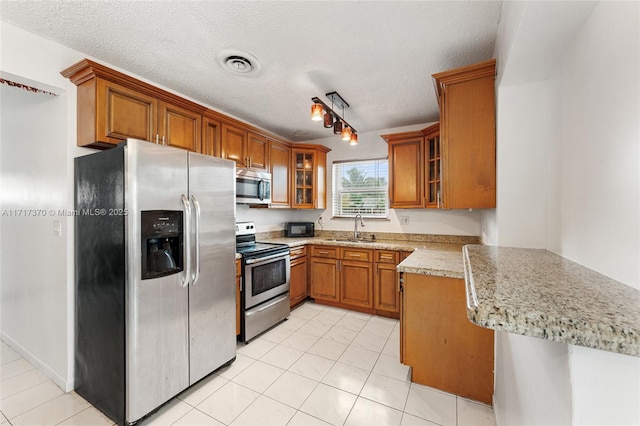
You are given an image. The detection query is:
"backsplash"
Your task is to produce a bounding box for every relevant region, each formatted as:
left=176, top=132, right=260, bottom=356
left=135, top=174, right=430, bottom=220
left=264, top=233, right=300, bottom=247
left=256, top=230, right=481, bottom=245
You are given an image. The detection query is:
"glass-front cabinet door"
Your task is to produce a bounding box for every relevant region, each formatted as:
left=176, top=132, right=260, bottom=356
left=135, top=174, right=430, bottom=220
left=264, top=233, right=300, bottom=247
left=293, top=150, right=315, bottom=208
left=423, top=123, right=441, bottom=208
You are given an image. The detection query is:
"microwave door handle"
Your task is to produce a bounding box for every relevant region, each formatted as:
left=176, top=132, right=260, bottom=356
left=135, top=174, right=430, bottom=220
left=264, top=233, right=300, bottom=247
left=190, top=195, right=201, bottom=286
left=180, top=194, right=192, bottom=288
left=258, top=179, right=264, bottom=201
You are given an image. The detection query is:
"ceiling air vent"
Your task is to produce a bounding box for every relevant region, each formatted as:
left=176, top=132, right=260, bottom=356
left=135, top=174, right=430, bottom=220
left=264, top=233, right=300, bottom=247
left=225, top=56, right=252, bottom=73
left=218, top=50, right=261, bottom=76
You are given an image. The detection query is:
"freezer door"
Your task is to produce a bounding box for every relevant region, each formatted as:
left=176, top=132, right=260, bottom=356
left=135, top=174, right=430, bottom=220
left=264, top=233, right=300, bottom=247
left=188, top=152, right=237, bottom=384
left=125, top=140, right=190, bottom=423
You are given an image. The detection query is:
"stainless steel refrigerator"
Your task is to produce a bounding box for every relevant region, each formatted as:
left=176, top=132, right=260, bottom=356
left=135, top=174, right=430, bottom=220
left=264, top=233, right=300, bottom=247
left=74, top=139, right=236, bottom=425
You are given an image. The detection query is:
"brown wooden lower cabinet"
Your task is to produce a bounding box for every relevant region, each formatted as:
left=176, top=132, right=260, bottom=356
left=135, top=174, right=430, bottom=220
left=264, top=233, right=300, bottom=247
left=340, top=259, right=373, bottom=308
left=309, top=256, right=339, bottom=302
left=289, top=246, right=308, bottom=307
left=310, top=245, right=410, bottom=316
left=401, top=272, right=494, bottom=405
left=374, top=250, right=400, bottom=314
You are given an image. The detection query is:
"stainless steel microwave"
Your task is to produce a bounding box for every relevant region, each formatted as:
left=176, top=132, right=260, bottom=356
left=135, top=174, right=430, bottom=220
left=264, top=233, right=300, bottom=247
left=236, top=169, right=271, bottom=205
left=284, top=222, right=315, bottom=237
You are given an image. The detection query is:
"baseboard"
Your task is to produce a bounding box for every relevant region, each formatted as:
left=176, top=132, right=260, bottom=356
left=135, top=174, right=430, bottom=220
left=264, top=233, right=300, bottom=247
left=0, top=331, right=72, bottom=392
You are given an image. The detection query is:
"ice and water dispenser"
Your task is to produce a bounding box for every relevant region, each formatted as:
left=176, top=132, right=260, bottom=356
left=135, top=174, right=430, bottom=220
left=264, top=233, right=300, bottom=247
left=141, top=211, right=183, bottom=279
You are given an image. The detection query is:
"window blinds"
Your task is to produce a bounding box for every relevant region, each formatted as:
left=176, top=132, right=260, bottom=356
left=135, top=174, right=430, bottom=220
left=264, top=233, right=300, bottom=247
left=332, top=158, right=389, bottom=218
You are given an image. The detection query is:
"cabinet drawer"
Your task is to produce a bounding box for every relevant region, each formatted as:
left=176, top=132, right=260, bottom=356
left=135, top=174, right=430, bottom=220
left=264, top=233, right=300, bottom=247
left=290, top=245, right=307, bottom=259
left=311, top=246, right=338, bottom=258
left=340, top=248, right=372, bottom=262
left=375, top=250, right=399, bottom=264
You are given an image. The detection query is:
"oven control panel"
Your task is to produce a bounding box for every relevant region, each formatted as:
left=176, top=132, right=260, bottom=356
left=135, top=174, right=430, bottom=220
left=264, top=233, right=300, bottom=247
left=235, top=221, right=256, bottom=236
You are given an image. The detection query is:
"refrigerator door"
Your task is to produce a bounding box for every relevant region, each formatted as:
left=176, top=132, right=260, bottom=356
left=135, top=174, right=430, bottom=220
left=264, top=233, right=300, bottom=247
left=125, top=140, right=190, bottom=423
left=187, top=152, right=237, bottom=384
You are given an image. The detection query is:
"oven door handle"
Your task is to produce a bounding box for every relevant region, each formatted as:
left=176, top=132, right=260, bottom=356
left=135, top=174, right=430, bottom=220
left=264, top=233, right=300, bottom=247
left=245, top=252, right=289, bottom=265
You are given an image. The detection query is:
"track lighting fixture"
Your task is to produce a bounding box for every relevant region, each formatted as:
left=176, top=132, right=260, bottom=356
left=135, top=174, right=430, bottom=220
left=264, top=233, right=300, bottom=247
left=310, top=91, right=358, bottom=144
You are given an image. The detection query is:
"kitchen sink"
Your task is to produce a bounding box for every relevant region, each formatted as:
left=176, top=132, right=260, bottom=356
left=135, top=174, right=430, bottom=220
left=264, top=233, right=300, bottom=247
left=325, top=238, right=375, bottom=243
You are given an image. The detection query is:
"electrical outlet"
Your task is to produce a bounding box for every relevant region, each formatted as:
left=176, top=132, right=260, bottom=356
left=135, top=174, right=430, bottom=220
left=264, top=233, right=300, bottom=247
left=400, top=216, right=409, bottom=224
left=53, top=219, right=62, bottom=236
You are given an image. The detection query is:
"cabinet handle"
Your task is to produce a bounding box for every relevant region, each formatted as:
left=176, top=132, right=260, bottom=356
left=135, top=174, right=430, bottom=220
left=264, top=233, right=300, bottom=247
left=437, top=192, right=441, bottom=209
left=162, top=136, right=166, bottom=146
left=398, top=273, right=403, bottom=293
left=380, top=255, right=393, bottom=259
left=349, top=253, right=361, bottom=257
left=155, top=134, right=159, bottom=144
left=318, top=251, right=329, bottom=255
left=338, top=260, right=342, bottom=271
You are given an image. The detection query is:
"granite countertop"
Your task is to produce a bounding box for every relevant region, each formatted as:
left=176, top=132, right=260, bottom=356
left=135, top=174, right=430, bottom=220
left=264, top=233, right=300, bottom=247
left=260, top=235, right=467, bottom=279
left=463, top=244, right=640, bottom=357
left=395, top=246, right=466, bottom=279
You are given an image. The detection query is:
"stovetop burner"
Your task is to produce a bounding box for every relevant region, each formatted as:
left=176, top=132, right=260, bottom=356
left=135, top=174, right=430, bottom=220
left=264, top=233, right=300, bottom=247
left=236, top=242, right=288, bottom=255
left=235, top=221, right=289, bottom=259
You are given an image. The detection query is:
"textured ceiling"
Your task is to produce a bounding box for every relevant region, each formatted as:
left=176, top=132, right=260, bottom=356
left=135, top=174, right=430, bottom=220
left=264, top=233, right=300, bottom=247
left=0, top=1, right=503, bottom=142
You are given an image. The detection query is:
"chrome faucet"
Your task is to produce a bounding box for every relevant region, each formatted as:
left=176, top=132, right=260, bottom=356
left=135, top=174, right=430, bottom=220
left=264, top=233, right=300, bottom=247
left=354, top=214, right=365, bottom=239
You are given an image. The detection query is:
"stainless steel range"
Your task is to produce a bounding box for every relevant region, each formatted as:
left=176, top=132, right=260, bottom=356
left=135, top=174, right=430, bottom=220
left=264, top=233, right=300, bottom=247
left=236, top=222, right=290, bottom=342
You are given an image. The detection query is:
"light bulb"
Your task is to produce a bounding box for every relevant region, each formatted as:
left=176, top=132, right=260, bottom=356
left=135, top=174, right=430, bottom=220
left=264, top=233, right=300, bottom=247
left=341, top=126, right=352, bottom=141
left=311, top=104, right=323, bottom=121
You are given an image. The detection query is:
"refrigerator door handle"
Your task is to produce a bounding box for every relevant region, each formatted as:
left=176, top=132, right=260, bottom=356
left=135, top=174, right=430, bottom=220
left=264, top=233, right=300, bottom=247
left=180, top=194, right=192, bottom=288
left=191, top=194, right=201, bottom=286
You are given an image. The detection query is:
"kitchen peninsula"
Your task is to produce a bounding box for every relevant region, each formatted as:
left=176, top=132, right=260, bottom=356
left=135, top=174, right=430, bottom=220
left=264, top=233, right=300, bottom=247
left=260, top=232, right=495, bottom=405
left=463, top=245, right=640, bottom=357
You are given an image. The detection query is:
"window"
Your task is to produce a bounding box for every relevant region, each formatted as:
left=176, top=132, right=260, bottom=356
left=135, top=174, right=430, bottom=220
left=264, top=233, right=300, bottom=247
left=332, top=158, right=389, bottom=218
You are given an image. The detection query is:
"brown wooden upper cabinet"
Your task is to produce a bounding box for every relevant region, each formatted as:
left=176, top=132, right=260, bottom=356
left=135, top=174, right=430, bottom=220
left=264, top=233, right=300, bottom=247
left=382, top=123, right=439, bottom=209
left=268, top=140, right=291, bottom=208
left=221, top=124, right=268, bottom=171
left=157, top=101, right=201, bottom=152
left=61, top=59, right=205, bottom=151
left=433, top=59, right=496, bottom=209
left=291, top=146, right=330, bottom=209
left=201, top=115, right=221, bottom=157
left=62, top=59, right=334, bottom=209
left=382, top=59, right=496, bottom=209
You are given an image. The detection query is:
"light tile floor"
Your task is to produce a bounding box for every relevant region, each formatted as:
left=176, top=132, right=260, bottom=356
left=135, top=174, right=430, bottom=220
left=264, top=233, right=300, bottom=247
left=0, top=302, right=496, bottom=426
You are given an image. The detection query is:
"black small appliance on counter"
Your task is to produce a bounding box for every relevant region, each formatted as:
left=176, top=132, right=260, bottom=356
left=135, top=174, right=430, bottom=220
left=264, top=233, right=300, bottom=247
left=284, top=222, right=315, bottom=237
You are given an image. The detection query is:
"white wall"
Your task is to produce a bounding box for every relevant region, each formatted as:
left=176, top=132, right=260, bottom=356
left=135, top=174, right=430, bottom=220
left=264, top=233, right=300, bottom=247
left=493, top=79, right=554, bottom=249
left=0, top=21, right=91, bottom=391
left=490, top=1, right=640, bottom=424
left=553, top=2, right=640, bottom=423
left=0, top=83, right=71, bottom=388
